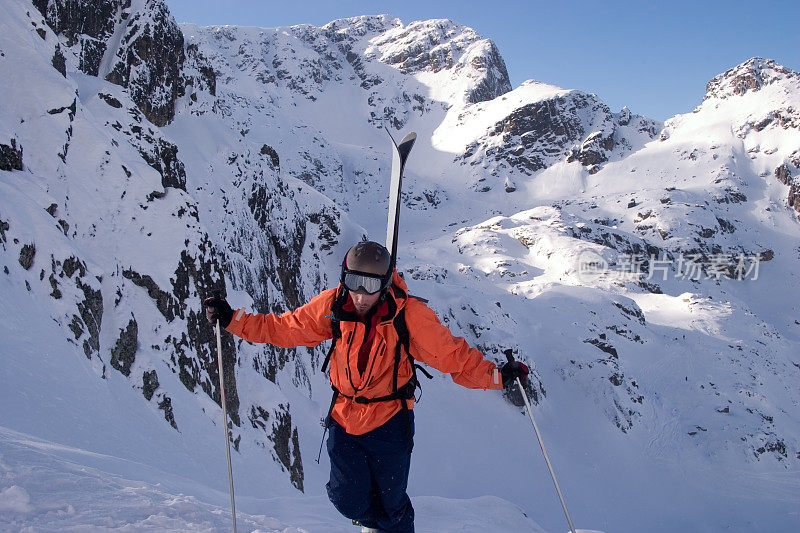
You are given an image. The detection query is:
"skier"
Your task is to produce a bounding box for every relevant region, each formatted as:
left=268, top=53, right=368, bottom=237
left=203, top=240, right=529, bottom=533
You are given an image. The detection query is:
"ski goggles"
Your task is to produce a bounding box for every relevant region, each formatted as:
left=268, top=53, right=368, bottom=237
left=342, top=269, right=391, bottom=295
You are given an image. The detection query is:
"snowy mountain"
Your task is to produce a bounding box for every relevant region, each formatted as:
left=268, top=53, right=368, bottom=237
left=1, top=0, right=799, bottom=532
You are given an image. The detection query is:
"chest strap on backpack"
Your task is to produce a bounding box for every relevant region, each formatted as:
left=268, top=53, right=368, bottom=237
left=332, top=377, right=417, bottom=404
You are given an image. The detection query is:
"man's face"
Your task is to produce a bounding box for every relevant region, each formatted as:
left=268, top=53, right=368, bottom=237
left=349, top=290, right=381, bottom=317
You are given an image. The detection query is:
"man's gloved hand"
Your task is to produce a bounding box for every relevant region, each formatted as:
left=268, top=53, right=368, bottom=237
left=203, top=296, right=233, bottom=328
left=500, top=361, right=529, bottom=390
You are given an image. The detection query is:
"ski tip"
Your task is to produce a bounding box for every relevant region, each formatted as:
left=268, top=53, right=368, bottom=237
left=400, top=131, right=417, bottom=145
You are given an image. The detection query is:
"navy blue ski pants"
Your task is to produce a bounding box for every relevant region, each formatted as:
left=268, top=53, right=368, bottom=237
left=326, top=410, right=414, bottom=533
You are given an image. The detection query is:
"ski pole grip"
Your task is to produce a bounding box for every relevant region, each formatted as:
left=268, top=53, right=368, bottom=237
left=503, top=348, right=515, bottom=364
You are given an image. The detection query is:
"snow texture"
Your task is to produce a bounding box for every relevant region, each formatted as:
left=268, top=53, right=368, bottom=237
left=1, top=0, right=799, bottom=531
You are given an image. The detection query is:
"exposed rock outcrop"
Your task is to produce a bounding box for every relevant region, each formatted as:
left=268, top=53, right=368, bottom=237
left=110, top=317, right=138, bottom=376
left=18, top=244, right=35, bottom=270
left=0, top=139, right=23, bottom=171
left=775, top=158, right=800, bottom=214
left=250, top=405, right=304, bottom=491
left=462, top=91, right=615, bottom=177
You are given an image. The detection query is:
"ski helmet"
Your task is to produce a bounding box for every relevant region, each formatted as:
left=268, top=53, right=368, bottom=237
left=341, top=241, right=392, bottom=294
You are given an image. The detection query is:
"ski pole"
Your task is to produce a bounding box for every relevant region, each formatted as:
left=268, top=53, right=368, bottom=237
left=505, top=350, right=576, bottom=533
left=215, top=296, right=238, bottom=533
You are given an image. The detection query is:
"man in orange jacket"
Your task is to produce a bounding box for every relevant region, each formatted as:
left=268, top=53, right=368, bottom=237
left=204, top=241, right=528, bottom=533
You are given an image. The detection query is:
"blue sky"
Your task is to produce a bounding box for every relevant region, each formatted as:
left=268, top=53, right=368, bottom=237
left=164, top=0, right=799, bottom=121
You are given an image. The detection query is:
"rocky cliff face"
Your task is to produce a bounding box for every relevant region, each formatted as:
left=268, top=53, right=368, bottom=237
left=33, top=0, right=214, bottom=126
left=461, top=90, right=617, bottom=177
left=32, top=0, right=125, bottom=76
left=3, top=0, right=310, bottom=492
left=363, top=17, right=511, bottom=104
left=452, top=82, right=659, bottom=188
left=700, top=57, right=800, bottom=216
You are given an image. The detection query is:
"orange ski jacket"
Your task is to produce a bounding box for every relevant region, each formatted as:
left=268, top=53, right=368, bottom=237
left=226, top=271, right=502, bottom=435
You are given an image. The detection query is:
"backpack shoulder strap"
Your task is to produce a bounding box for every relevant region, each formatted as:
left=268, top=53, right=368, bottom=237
left=321, top=321, right=339, bottom=373
left=391, top=308, right=408, bottom=392
left=392, top=306, right=433, bottom=385
left=393, top=308, right=410, bottom=357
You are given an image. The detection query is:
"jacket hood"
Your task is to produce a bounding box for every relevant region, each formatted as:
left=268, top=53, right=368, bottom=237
left=388, top=269, right=409, bottom=302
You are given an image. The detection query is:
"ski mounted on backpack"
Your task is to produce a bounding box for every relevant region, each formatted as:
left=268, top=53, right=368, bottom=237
left=385, top=129, right=417, bottom=266
left=315, top=129, right=427, bottom=464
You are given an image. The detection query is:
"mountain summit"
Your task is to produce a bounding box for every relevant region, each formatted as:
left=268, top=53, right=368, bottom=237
left=704, top=57, right=800, bottom=101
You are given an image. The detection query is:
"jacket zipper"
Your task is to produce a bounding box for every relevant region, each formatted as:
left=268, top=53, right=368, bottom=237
left=362, top=338, right=386, bottom=389
left=345, top=326, right=358, bottom=392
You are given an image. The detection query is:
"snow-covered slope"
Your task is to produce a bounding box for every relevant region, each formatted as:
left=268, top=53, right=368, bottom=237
left=1, top=0, right=799, bottom=531
left=0, top=426, right=547, bottom=532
